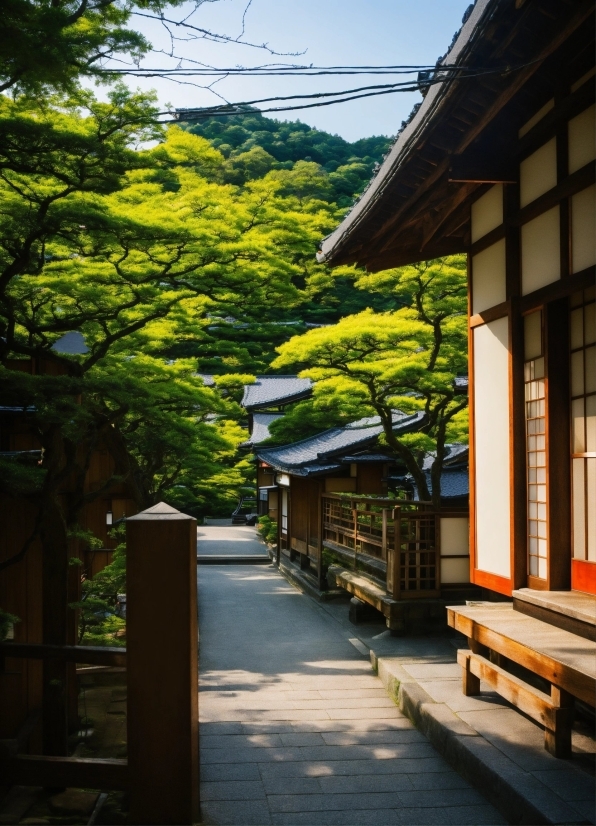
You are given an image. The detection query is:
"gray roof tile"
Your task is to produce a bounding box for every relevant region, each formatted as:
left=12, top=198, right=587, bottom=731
left=242, top=376, right=312, bottom=410
left=256, top=411, right=425, bottom=475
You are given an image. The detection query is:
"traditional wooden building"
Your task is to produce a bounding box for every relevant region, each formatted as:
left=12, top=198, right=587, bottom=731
left=255, top=413, right=474, bottom=623
left=319, top=0, right=595, bottom=600
left=318, top=0, right=595, bottom=755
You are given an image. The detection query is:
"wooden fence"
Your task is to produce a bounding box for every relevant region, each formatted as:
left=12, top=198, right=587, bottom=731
left=0, top=502, right=199, bottom=826
left=322, top=494, right=441, bottom=599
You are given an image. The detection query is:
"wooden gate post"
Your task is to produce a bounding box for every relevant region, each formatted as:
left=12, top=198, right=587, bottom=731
left=126, top=502, right=198, bottom=825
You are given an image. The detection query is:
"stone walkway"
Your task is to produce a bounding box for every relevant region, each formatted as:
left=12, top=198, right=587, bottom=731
left=198, top=560, right=505, bottom=825
left=198, top=524, right=267, bottom=556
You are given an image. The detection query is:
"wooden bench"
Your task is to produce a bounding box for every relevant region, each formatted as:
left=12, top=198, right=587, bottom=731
left=448, top=603, right=596, bottom=758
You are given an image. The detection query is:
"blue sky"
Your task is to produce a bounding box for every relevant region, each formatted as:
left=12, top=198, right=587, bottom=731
left=123, top=0, right=472, bottom=141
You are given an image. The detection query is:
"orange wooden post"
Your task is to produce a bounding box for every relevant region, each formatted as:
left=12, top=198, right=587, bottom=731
left=126, top=502, right=198, bottom=825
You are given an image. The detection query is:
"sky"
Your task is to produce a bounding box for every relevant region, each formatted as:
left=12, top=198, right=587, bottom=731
left=114, top=0, right=473, bottom=142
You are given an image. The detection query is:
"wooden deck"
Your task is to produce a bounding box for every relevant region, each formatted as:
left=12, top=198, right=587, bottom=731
left=448, top=603, right=596, bottom=757
left=512, top=588, right=596, bottom=641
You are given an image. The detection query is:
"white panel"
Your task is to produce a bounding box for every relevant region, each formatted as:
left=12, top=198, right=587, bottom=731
left=571, top=185, right=596, bottom=273
left=569, top=106, right=596, bottom=174
left=441, top=557, right=470, bottom=584
left=472, top=239, right=506, bottom=314
left=518, top=99, right=554, bottom=138
left=524, top=311, right=542, bottom=360
left=474, top=318, right=511, bottom=578
left=520, top=138, right=557, bottom=207
left=440, top=517, right=469, bottom=556
left=521, top=207, right=560, bottom=295
left=471, top=185, right=503, bottom=243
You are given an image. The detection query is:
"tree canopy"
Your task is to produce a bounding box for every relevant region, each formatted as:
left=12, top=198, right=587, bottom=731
left=272, top=257, right=469, bottom=506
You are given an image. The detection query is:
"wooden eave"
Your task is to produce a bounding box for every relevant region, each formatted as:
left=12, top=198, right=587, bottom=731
left=319, top=0, right=594, bottom=272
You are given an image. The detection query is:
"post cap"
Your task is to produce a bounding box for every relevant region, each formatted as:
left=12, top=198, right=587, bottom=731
left=127, top=501, right=195, bottom=521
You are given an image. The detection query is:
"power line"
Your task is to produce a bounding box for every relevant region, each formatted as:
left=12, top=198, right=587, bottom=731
left=166, top=61, right=531, bottom=121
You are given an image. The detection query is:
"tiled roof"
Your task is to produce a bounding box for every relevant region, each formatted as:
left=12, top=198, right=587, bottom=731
left=256, top=411, right=424, bottom=476
left=421, top=444, right=469, bottom=470
left=421, top=467, right=469, bottom=501
left=241, top=376, right=312, bottom=411
left=246, top=413, right=284, bottom=446
left=196, top=374, right=216, bottom=387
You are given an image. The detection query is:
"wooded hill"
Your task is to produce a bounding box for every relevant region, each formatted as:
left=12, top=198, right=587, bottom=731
left=184, top=110, right=391, bottom=207
left=173, top=112, right=399, bottom=373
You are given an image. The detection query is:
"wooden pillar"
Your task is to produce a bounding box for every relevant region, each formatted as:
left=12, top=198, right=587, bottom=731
left=126, top=502, right=198, bottom=826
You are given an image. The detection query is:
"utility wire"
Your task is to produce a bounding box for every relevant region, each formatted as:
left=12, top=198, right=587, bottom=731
left=167, top=61, right=531, bottom=121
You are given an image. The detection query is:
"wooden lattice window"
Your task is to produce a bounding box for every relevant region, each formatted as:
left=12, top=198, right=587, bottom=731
left=524, top=310, right=548, bottom=580
left=570, top=287, right=596, bottom=563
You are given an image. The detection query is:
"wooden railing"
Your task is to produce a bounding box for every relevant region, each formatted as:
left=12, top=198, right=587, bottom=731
left=0, top=503, right=199, bottom=826
left=322, top=494, right=440, bottom=599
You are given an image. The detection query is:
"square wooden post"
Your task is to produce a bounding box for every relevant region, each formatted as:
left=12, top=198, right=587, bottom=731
left=126, top=502, right=198, bottom=825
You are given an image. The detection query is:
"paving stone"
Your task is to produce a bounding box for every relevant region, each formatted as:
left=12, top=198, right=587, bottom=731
left=198, top=558, right=502, bottom=826
left=316, top=688, right=393, bottom=700
left=317, top=773, right=413, bottom=794
left=260, top=776, right=322, bottom=795
left=290, top=718, right=411, bottom=733
left=397, top=787, right=487, bottom=808
left=200, top=763, right=262, bottom=782
left=241, top=722, right=295, bottom=734
left=271, top=810, right=402, bottom=826
left=417, top=679, right=508, bottom=712
left=261, top=756, right=452, bottom=778
left=321, top=729, right=426, bottom=746
left=199, top=721, right=243, bottom=735
left=530, top=768, right=596, bottom=802
left=457, top=707, right=559, bottom=772
left=326, top=706, right=401, bottom=720
left=397, top=804, right=507, bottom=825
left=200, top=780, right=266, bottom=801
left=401, top=662, right=462, bottom=680
left=406, top=771, right=470, bottom=791
left=200, top=799, right=272, bottom=825
left=278, top=732, right=326, bottom=747
left=267, top=791, right=404, bottom=813
left=200, top=733, right=284, bottom=749
left=568, top=797, right=596, bottom=823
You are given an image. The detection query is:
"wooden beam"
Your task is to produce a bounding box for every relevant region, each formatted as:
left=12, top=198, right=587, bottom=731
left=421, top=183, right=479, bottom=251
left=358, top=1, right=594, bottom=263
left=0, top=755, right=128, bottom=790
left=449, top=155, right=517, bottom=183
left=469, top=301, right=509, bottom=328
left=519, top=265, right=595, bottom=313
left=1, top=642, right=126, bottom=667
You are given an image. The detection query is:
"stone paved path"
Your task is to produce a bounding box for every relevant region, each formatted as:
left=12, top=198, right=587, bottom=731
left=198, top=563, right=506, bottom=825
left=198, top=525, right=267, bottom=556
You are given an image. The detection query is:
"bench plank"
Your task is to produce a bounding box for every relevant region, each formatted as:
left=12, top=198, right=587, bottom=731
left=448, top=604, right=596, bottom=707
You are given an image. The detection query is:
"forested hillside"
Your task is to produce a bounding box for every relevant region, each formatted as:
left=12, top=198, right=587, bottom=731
left=184, top=110, right=391, bottom=207
left=172, top=112, right=400, bottom=374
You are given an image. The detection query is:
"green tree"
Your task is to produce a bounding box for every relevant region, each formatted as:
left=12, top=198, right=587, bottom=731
left=0, top=0, right=186, bottom=96
left=272, top=257, right=469, bottom=506
left=0, top=94, right=326, bottom=574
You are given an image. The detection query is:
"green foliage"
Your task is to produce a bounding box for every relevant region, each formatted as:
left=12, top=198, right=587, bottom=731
left=71, top=527, right=127, bottom=647
left=0, top=608, right=20, bottom=641
left=0, top=0, right=185, bottom=96
left=185, top=111, right=391, bottom=207
left=273, top=256, right=469, bottom=505
left=257, top=516, right=278, bottom=544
